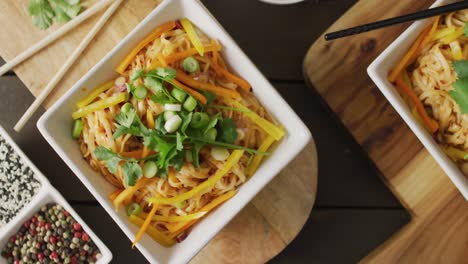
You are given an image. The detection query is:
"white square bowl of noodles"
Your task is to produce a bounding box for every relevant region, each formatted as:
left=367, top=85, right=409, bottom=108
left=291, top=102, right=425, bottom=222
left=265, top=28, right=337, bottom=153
left=368, top=0, right=468, bottom=200
left=37, top=0, right=311, bottom=263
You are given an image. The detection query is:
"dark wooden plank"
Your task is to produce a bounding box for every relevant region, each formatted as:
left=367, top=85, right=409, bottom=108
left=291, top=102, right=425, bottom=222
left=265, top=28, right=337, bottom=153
left=202, top=0, right=357, bottom=81
left=274, top=82, right=403, bottom=208
left=272, top=208, right=410, bottom=264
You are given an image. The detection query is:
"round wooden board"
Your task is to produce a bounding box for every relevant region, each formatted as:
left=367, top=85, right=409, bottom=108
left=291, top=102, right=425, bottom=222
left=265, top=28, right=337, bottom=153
left=191, top=139, right=318, bottom=264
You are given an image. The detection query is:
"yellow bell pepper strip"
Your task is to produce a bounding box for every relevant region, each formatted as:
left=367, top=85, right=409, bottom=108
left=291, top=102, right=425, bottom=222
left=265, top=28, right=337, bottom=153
left=72, top=92, right=127, bottom=119
left=395, top=76, right=439, bottom=133
left=212, top=49, right=251, bottom=92
left=246, top=135, right=276, bottom=177
left=120, top=150, right=156, bottom=159
left=129, top=215, right=175, bottom=247
left=167, top=190, right=236, bottom=238
left=146, top=109, right=155, bottom=129
left=164, top=42, right=222, bottom=64
left=76, top=80, right=115, bottom=108
left=450, top=41, right=463, bottom=60
left=432, top=26, right=456, bottom=41
left=229, top=100, right=285, bottom=140
left=131, top=204, right=160, bottom=247
left=442, top=26, right=464, bottom=44
left=444, top=146, right=468, bottom=161
left=139, top=211, right=207, bottom=223
left=171, top=79, right=208, bottom=104
left=388, top=26, right=431, bottom=83
left=180, top=18, right=204, bottom=56
left=115, top=21, right=176, bottom=74
left=175, top=69, right=241, bottom=99
left=112, top=177, right=151, bottom=211
left=149, top=150, right=244, bottom=205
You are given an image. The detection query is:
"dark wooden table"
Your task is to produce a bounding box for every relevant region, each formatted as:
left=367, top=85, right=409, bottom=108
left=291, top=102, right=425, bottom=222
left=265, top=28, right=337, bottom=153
left=0, top=0, right=410, bottom=263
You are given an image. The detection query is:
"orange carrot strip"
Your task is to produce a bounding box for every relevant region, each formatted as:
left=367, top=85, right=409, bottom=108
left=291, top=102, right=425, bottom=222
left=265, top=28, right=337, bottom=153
left=120, top=150, right=144, bottom=159
left=175, top=70, right=240, bottom=99
left=128, top=215, right=175, bottom=247
left=395, top=76, right=439, bottom=133
left=212, top=49, right=251, bottom=91
left=164, top=43, right=222, bottom=64
left=108, top=189, right=123, bottom=201
left=171, top=79, right=207, bottom=104
left=115, top=21, right=176, bottom=74
left=388, top=26, right=431, bottom=82
left=410, top=16, right=440, bottom=63
left=132, top=204, right=159, bottom=248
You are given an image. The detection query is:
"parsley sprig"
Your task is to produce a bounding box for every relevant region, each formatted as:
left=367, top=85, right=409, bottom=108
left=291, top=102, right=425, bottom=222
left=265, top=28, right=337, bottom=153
left=28, top=0, right=81, bottom=29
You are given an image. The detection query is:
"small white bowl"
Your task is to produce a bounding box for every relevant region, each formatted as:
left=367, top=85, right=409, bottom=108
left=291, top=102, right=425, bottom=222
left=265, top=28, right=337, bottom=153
left=0, top=125, right=112, bottom=263
left=368, top=0, right=468, bottom=200
left=37, top=0, right=311, bottom=263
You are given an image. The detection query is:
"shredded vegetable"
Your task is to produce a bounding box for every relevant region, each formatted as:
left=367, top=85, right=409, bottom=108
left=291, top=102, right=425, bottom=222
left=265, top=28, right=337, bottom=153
left=149, top=150, right=244, bottom=205
left=128, top=215, right=175, bottom=247
left=180, top=18, right=204, bottom=56
left=76, top=81, right=115, bottom=108
left=246, top=135, right=276, bottom=176
left=164, top=42, right=221, bottom=64
left=444, top=146, right=468, bottom=160
left=72, top=93, right=127, bottom=119
left=131, top=204, right=161, bottom=247
left=212, top=49, right=251, bottom=91
left=175, top=69, right=241, bottom=99
left=113, top=177, right=151, bottom=211
left=171, top=79, right=208, bottom=104
left=115, top=21, right=176, bottom=74
left=139, top=211, right=207, bottom=223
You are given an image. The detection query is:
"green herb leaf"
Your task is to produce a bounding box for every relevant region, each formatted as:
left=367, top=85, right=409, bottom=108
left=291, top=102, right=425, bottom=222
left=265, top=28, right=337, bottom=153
left=122, top=162, right=142, bottom=187
left=28, top=0, right=54, bottom=29
left=453, top=60, right=468, bottom=79
left=155, top=67, right=176, bottom=80
left=202, top=91, right=216, bottom=104
left=169, top=150, right=184, bottom=171
left=131, top=69, right=145, bottom=82
left=204, top=112, right=222, bottom=134
left=192, top=142, right=205, bottom=168
left=450, top=78, right=468, bottom=114
left=176, top=132, right=187, bottom=151
left=106, top=158, right=121, bottom=174
left=217, top=118, right=238, bottom=144
left=115, top=108, right=137, bottom=127
left=150, top=93, right=173, bottom=104
left=49, top=0, right=81, bottom=23
left=144, top=76, right=164, bottom=93
left=179, top=112, right=193, bottom=134
left=94, top=146, right=117, bottom=161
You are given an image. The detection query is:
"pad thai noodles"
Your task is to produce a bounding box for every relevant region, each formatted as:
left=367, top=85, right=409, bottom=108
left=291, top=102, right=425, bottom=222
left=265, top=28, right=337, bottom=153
left=71, top=19, right=285, bottom=247
left=389, top=10, right=468, bottom=177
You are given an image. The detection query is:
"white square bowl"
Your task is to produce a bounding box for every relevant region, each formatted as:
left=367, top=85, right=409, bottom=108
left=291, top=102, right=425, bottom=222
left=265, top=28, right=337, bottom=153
left=37, top=0, right=311, bottom=263
left=367, top=0, right=468, bottom=200
left=0, top=125, right=112, bottom=264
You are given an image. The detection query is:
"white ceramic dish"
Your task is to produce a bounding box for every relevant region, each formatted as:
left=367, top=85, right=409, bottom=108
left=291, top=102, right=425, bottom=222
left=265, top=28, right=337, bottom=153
left=37, top=0, right=311, bottom=263
left=368, top=0, right=468, bottom=200
left=0, top=125, right=112, bottom=264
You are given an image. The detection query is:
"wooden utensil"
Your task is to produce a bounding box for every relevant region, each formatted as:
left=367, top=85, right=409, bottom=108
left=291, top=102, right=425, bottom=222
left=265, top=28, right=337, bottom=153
left=14, top=0, right=123, bottom=132
left=0, top=0, right=114, bottom=76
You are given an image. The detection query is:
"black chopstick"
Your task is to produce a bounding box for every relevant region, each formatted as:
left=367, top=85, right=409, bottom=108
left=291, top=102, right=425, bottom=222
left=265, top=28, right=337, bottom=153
left=324, top=1, right=468, bottom=41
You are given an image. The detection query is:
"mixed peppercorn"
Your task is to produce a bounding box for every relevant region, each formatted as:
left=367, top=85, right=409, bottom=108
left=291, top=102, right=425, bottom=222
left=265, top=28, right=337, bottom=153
left=1, top=203, right=101, bottom=264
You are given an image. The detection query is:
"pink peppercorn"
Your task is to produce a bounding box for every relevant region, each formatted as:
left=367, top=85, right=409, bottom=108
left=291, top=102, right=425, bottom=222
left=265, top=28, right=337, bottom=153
left=73, top=222, right=81, bottom=231
left=31, top=216, right=37, bottom=223
left=14, top=259, right=20, bottom=264
left=63, top=210, right=70, bottom=217
left=50, top=251, right=58, bottom=259
left=81, top=233, right=90, bottom=241
left=71, top=256, right=77, bottom=264
left=45, top=223, right=51, bottom=230
left=49, top=236, right=56, bottom=244
left=74, top=232, right=81, bottom=239
left=38, top=253, right=44, bottom=261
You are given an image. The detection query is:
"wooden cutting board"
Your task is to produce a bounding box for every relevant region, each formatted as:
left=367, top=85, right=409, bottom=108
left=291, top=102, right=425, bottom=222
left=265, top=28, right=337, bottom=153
left=0, top=0, right=318, bottom=263
left=304, top=0, right=468, bottom=262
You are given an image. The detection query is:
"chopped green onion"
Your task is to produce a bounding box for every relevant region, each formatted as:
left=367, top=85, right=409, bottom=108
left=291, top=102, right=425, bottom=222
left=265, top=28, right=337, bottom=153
left=164, top=111, right=177, bottom=121
left=143, top=161, right=158, bottom=178
left=171, top=88, right=187, bottom=102
left=185, top=149, right=193, bottom=163
left=181, top=56, right=200, bottom=73
left=183, top=96, right=197, bottom=111
left=164, top=104, right=181, bottom=112
left=133, top=85, right=148, bottom=100
left=190, top=112, right=209, bottom=128
left=204, top=127, right=217, bottom=141
left=126, top=203, right=142, bottom=216
left=210, top=147, right=229, bottom=161
left=164, top=115, right=182, bottom=133
left=121, top=102, right=133, bottom=113
left=72, top=119, right=83, bottom=139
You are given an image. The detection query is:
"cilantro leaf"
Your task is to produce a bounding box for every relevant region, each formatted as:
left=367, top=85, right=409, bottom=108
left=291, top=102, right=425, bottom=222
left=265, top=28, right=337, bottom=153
left=202, top=91, right=216, bottom=104
left=143, top=132, right=175, bottom=168
left=144, top=75, right=164, bottom=93
left=450, top=79, right=468, bottom=114
left=217, top=118, right=238, bottom=144
left=49, top=0, right=81, bottom=23
left=204, top=112, right=222, bottom=134
left=155, top=114, right=167, bottom=134
left=169, top=151, right=184, bottom=171
left=179, top=112, right=193, bottom=134
left=106, top=158, right=121, bottom=174
left=94, top=146, right=117, bottom=160
left=155, top=67, right=176, bottom=80
left=150, top=93, right=173, bottom=104
left=122, top=162, right=142, bottom=187
left=192, top=142, right=205, bottom=168
left=28, top=0, right=54, bottom=29
left=131, top=69, right=145, bottom=82
left=115, top=108, right=137, bottom=127
left=176, top=132, right=187, bottom=151
left=453, top=60, right=468, bottom=79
